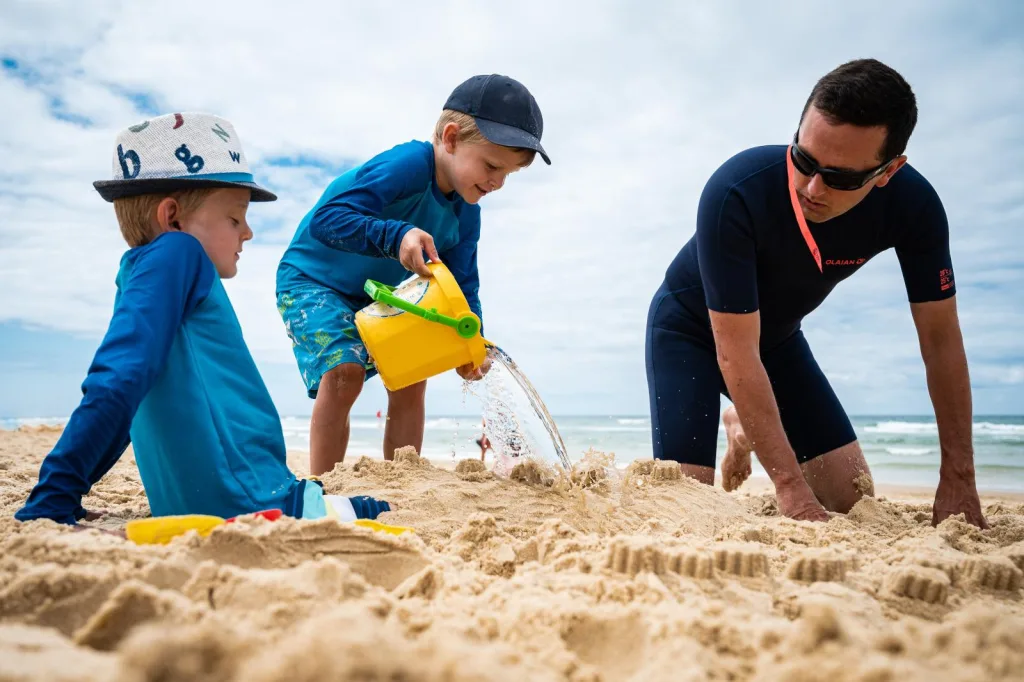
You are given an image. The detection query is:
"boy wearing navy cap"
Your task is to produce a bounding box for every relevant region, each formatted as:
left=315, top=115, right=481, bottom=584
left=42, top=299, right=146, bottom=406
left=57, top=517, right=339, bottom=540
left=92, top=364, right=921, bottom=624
left=16, top=112, right=389, bottom=526
left=277, top=75, right=550, bottom=475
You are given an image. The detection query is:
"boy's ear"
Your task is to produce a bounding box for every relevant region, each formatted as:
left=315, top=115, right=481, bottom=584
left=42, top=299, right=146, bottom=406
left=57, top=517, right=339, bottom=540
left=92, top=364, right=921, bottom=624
left=155, top=197, right=181, bottom=231
left=442, top=122, right=460, bottom=154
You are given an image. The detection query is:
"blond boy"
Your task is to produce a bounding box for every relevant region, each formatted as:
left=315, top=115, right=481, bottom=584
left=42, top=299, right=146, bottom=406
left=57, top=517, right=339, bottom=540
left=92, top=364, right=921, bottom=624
left=276, top=75, right=550, bottom=475
left=18, top=113, right=388, bottom=524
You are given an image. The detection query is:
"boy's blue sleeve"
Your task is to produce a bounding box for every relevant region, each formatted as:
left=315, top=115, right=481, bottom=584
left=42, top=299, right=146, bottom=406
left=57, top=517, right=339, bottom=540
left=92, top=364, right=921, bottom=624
left=309, top=144, right=433, bottom=259
left=15, top=233, right=214, bottom=525
left=440, top=203, right=483, bottom=330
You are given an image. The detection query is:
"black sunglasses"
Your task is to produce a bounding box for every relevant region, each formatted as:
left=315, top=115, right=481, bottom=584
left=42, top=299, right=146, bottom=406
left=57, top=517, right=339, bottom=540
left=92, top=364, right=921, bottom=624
left=790, top=139, right=893, bottom=191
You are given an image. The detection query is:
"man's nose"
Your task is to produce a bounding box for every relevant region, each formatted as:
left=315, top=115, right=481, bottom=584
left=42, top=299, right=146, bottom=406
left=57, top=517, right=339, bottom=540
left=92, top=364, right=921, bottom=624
left=806, top=172, right=828, bottom=197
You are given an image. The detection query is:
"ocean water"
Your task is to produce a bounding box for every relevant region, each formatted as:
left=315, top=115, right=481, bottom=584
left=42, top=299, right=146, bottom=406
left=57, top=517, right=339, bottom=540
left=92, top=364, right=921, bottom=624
left=6, top=414, right=1022, bottom=493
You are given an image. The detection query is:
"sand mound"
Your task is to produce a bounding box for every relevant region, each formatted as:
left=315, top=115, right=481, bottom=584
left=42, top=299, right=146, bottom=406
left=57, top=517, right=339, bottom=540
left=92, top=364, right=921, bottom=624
left=74, top=580, right=207, bottom=651
left=180, top=516, right=429, bottom=590
left=0, top=624, right=117, bottom=681
left=3, top=434, right=1024, bottom=681
left=454, top=458, right=486, bottom=475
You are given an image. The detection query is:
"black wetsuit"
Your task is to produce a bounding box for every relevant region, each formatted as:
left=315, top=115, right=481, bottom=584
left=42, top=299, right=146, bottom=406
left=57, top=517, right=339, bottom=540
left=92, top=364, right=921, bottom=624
left=646, top=145, right=955, bottom=467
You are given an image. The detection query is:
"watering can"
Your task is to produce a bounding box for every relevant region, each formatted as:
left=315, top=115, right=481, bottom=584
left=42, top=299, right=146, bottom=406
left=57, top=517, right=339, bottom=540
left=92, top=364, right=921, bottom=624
left=354, top=263, right=488, bottom=391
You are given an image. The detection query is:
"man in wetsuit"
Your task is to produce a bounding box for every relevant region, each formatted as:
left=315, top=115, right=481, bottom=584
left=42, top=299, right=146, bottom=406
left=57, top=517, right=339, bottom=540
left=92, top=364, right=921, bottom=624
left=646, top=59, right=987, bottom=528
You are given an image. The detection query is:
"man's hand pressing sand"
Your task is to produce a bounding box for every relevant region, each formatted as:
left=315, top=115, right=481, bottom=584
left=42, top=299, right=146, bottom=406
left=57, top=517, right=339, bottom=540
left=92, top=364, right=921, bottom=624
left=720, top=406, right=829, bottom=523
left=933, top=470, right=989, bottom=529
left=775, top=480, right=830, bottom=522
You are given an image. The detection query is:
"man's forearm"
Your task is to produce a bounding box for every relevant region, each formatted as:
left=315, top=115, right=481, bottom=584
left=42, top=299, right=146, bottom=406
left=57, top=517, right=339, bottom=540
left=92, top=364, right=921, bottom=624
left=719, top=355, right=805, bottom=486
left=924, top=338, right=975, bottom=478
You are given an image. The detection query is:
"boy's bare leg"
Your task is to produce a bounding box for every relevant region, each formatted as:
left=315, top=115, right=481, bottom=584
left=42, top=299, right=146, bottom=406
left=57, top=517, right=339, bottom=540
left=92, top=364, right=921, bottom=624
left=383, top=381, right=427, bottom=460
left=310, top=364, right=365, bottom=475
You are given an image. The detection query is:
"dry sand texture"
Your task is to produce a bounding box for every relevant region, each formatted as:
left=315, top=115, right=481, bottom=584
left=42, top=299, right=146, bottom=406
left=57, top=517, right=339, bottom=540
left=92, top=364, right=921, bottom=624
left=2, top=427, right=1024, bottom=681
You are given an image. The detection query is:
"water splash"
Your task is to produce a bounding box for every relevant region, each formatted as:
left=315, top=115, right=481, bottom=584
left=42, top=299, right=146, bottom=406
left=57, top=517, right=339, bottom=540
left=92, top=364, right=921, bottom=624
left=483, top=344, right=572, bottom=471
left=462, top=363, right=536, bottom=476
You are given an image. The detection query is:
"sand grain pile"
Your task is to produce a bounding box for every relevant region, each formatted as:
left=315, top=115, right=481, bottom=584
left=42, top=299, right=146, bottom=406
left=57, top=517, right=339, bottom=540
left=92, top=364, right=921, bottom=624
left=2, top=428, right=1023, bottom=681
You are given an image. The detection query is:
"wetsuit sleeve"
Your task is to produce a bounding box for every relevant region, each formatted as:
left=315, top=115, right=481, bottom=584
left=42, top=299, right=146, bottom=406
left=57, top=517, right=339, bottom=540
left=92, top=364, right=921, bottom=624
left=439, top=203, right=484, bottom=329
left=308, top=145, right=433, bottom=259
left=895, top=182, right=957, bottom=303
left=15, top=233, right=215, bottom=524
left=695, top=178, right=760, bottom=314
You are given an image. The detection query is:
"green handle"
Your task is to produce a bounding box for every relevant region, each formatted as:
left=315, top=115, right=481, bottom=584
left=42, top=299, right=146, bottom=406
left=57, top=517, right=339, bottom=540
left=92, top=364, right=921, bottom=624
left=364, top=280, right=480, bottom=339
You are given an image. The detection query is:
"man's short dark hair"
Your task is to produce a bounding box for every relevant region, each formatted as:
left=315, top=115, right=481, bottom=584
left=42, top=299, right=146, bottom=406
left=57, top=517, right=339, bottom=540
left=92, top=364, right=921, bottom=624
left=800, top=58, right=918, bottom=162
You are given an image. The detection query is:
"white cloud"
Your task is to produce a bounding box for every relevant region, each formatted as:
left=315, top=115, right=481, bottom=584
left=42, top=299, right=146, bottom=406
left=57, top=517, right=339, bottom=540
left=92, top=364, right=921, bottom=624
left=0, top=0, right=1022, bottom=416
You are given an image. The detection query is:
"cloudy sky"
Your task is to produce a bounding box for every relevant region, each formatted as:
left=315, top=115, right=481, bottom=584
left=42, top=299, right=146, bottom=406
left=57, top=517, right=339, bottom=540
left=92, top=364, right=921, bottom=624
left=1, top=0, right=1021, bottom=419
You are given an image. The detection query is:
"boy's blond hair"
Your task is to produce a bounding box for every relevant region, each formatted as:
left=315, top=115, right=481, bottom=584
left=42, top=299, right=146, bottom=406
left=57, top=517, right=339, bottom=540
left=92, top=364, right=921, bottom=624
left=433, top=110, right=488, bottom=146
left=433, top=110, right=536, bottom=165
left=113, top=189, right=216, bottom=247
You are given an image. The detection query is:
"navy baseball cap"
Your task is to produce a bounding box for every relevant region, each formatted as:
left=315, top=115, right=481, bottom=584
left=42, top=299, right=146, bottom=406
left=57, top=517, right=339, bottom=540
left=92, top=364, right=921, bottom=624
left=444, top=75, right=550, bottom=165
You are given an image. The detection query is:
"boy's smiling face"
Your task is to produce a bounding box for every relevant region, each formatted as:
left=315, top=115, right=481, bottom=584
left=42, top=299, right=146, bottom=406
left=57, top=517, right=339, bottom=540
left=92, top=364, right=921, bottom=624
left=172, top=188, right=253, bottom=278
left=437, top=126, right=533, bottom=204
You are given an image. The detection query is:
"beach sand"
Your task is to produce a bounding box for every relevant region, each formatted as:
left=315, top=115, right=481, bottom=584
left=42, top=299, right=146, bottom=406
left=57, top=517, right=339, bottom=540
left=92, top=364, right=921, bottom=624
left=2, top=426, right=1023, bottom=681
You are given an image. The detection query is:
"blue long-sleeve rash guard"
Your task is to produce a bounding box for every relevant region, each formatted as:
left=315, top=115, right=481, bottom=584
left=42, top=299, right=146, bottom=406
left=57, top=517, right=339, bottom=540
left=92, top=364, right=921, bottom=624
left=276, top=140, right=483, bottom=327
left=17, top=232, right=307, bottom=524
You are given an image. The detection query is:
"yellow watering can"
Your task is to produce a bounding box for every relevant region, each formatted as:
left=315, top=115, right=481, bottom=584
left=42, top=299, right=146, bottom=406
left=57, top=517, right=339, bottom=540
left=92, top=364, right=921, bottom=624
left=354, top=263, right=488, bottom=391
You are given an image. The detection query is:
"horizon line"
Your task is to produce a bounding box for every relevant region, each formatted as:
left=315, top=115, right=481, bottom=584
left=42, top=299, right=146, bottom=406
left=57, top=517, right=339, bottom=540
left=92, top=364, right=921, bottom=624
left=4, top=413, right=1024, bottom=421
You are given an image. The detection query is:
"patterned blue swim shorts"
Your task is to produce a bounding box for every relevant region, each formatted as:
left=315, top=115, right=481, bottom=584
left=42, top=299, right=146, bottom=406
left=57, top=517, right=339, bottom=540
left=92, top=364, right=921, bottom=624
left=277, top=284, right=376, bottom=398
